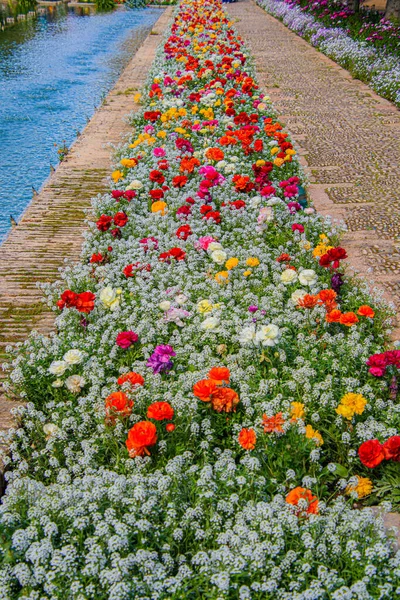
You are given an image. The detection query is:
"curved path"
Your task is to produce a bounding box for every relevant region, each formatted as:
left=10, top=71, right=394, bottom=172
left=227, top=0, right=400, bottom=333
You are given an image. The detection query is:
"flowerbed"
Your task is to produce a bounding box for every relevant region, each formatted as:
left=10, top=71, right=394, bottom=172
left=256, top=0, right=400, bottom=108
left=1, top=0, right=400, bottom=597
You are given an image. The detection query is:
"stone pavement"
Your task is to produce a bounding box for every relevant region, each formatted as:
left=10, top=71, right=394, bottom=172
left=0, top=7, right=173, bottom=438
left=227, top=0, right=400, bottom=335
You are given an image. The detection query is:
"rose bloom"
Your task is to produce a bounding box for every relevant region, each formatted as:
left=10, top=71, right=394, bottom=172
left=193, top=379, right=218, bottom=402
left=116, top=331, right=139, bottom=349
left=211, top=387, right=239, bottom=413
left=238, top=428, right=257, bottom=450
left=126, top=421, right=157, bottom=457
left=147, top=401, right=174, bottom=421
left=208, top=366, right=230, bottom=385
left=105, top=391, right=133, bottom=420
left=286, top=487, right=319, bottom=515
left=383, top=436, right=400, bottom=461
left=117, top=372, right=144, bottom=387
left=358, top=439, right=385, bottom=468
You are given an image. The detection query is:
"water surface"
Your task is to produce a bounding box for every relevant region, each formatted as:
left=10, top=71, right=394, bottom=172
left=0, top=5, right=161, bottom=240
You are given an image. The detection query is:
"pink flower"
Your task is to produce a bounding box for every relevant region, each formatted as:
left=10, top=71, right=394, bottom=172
left=144, top=125, right=155, bottom=134
left=116, top=331, right=139, bottom=349
left=195, top=236, right=216, bottom=251
left=292, top=223, right=305, bottom=233
left=153, top=147, right=166, bottom=158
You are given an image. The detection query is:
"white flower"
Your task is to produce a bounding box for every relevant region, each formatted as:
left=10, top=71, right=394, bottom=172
left=266, top=196, right=283, bottom=206
left=201, top=317, right=220, bottom=331
left=99, top=287, right=120, bottom=310
left=211, top=250, right=227, bottom=265
left=257, top=207, right=273, bottom=224
left=65, top=375, right=85, bottom=394
left=291, top=289, right=307, bottom=304
left=63, top=349, right=84, bottom=365
left=255, top=324, right=281, bottom=347
left=126, top=179, right=143, bottom=190
left=299, top=269, right=318, bottom=287
left=239, top=325, right=257, bottom=345
left=52, top=379, right=64, bottom=388
left=304, top=207, right=315, bottom=215
left=48, top=360, right=68, bottom=376
left=159, top=300, right=171, bottom=311
left=43, top=423, right=59, bottom=438
left=280, top=269, right=298, bottom=284
left=175, top=294, right=188, bottom=305
left=249, top=196, right=262, bottom=208
left=207, top=242, right=223, bottom=254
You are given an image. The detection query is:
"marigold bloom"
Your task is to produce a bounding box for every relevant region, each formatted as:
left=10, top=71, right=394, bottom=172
left=357, top=305, right=375, bottom=318
left=193, top=379, right=218, bottom=402
left=262, top=412, right=284, bottom=433
left=290, top=402, right=305, bottom=420
left=211, top=387, right=239, bottom=413
left=358, top=439, right=385, bottom=468
left=147, top=401, right=174, bottom=421
left=208, top=367, right=230, bottom=385
left=117, top=372, right=144, bottom=387
left=286, top=487, right=319, bottom=515
left=339, top=312, right=359, bottom=327
left=336, top=393, right=367, bottom=420
left=246, top=257, right=260, bottom=267
left=105, top=392, right=133, bottom=421
left=305, top=424, right=323, bottom=446
left=126, top=421, right=157, bottom=458
left=238, top=428, right=257, bottom=450
left=346, top=476, right=373, bottom=499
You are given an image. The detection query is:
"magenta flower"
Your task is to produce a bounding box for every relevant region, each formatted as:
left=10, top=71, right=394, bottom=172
left=116, top=331, right=139, bottom=349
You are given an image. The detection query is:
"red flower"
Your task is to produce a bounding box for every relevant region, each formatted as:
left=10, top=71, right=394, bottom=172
left=74, top=292, right=96, bottom=314
left=149, top=189, right=164, bottom=200
left=147, top=401, right=174, bottom=421
left=320, top=247, right=348, bottom=269
left=166, top=423, right=175, bottom=432
left=383, top=436, right=400, bottom=462
left=105, top=392, right=133, bottom=421
left=193, top=379, right=218, bottom=402
left=172, top=175, right=188, bottom=188
left=204, top=210, right=221, bottom=223
left=113, top=212, right=128, bottom=227
left=286, top=487, right=319, bottom=515
left=291, top=223, right=304, bottom=233
left=176, top=205, right=191, bottom=219
left=200, top=205, right=213, bottom=215
left=126, top=421, right=157, bottom=457
left=143, top=110, right=161, bottom=123
left=230, top=200, right=246, bottom=210
left=116, top=331, right=139, bottom=349
left=169, top=247, right=186, bottom=261
left=117, top=372, right=144, bottom=386
left=176, top=225, right=192, bottom=240
left=358, top=439, right=385, bottom=468
left=90, top=253, right=104, bottom=264
left=149, top=170, right=165, bottom=184
left=96, top=215, right=113, bottom=232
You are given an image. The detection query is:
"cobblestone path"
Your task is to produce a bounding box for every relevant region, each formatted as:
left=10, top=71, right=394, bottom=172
left=0, top=7, right=173, bottom=438
left=228, top=0, right=400, bottom=332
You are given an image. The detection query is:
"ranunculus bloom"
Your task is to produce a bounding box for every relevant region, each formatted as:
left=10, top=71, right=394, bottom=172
left=383, top=436, right=400, bottom=462
left=96, top=214, right=113, bottom=232
left=210, top=387, right=239, bottom=413
left=193, top=379, right=218, bottom=402
left=358, top=439, right=385, bottom=468
left=176, top=225, right=192, bottom=240
left=105, top=392, right=133, bottom=421
left=339, top=312, right=359, bottom=327
left=116, top=331, right=139, bottom=349
left=117, top=372, right=144, bottom=387
left=75, top=291, right=96, bottom=313
left=208, top=367, right=230, bottom=385
left=358, top=305, right=375, bottom=318
left=291, top=223, right=304, bottom=233
left=114, top=212, right=128, bottom=227
left=126, top=421, right=157, bottom=457
left=147, top=401, right=174, bottom=421
left=238, top=428, right=256, bottom=450
left=286, top=487, right=319, bottom=515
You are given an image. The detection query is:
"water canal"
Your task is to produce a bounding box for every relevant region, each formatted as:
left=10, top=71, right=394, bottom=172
left=0, top=4, right=161, bottom=241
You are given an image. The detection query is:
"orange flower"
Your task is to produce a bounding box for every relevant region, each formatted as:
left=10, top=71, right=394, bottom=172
left=205, top=147, right=224, bottom=162
left=286, top=486, right=319, bottom=515
left=208, top=366, right=230, bottom=385
left=193, top=379, right=218, bottom=402
left=297, top=294, right=318, bottom=309
left=147, top=401, right=174, bottom=421
left=262, top=412, right=284, bottom=433
left=238, top=428, right=256, bottom=450
left=357, top=305, right=375, bottom=318
left=339, top=312, right=359, bottom=327
left=317, top=289, right=337, bottom=304
left=105, top=392, right=133, bottom=422
left=325, top=309, right=342, bottom=323
left=180, top=156, right=200, bottom=174
left=117, top=372, right=145, bottom=387
left=211, top=387, right=239, bottom=413
left=126, top=421, right=157, bottom=458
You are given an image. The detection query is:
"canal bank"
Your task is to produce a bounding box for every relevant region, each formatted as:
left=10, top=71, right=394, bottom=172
left=0, top=6, right=174, bottom=440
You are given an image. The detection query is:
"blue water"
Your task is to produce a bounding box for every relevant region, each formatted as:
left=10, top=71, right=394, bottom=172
left=0, top=5, right=161, bottom=240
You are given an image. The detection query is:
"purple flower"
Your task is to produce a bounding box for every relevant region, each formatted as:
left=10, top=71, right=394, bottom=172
left=248, top=305, right=258, bottom=313
left=331, top=272, right=344, bottom=294
left=147, top=345, right=176, bottom=374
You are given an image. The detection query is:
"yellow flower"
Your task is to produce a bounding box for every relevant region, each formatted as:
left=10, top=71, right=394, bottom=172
left=133, top=93, right=141, bottom=103
left=290, top=402, right=305, bottom=420
left=151, top=201, right=167, bottom=215
left=319, top=234, right=329, bottom=242
left=225, top=257, right=239, bottom=270
left=215, top=271, right=229, bottom=284
left=197, top=299, right=213, bottom=314
left=270, top=147, right=279, bottom=155
left=157, top=131, right=167, bottom=139
left=120, top=158, right=136, bottom=168
left=346, top=476, right=373, bottom=499
left=243, top=269, right=252, bottom=277
left=274, top=158, right=284, bottom=167
left=286, top=148, right=296, bottom=156
left=312, top=243, right=329, bottom=258
left=112, top=170, right=123, bottom=183
left=305, top=425, right=323, bottom=446
left=246, top=257, right=260, bottom=267
left=336, top=393, right=367, bottom=420
left=255, top=159, right=266, bottom=167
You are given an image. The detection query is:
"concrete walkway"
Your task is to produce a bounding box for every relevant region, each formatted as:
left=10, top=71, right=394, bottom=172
left=0, top=7, right=173, bottom=435
left=228, top=0, right=400, bottom=333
